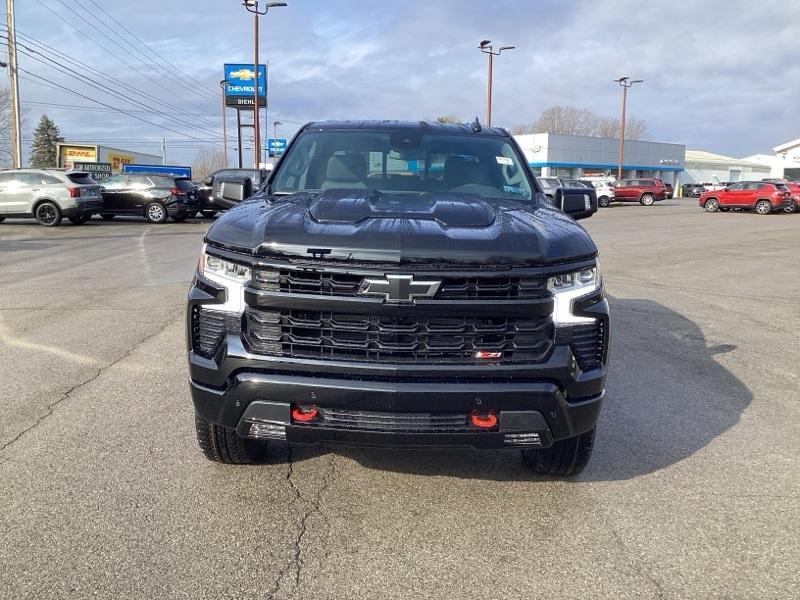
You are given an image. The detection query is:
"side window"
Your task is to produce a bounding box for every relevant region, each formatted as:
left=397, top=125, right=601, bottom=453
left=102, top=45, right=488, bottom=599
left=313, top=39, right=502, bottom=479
left=41, top=174, right=62, bottom=184
left=18, top=173, right=44, bottom=186
left=746, top=182, right=764, bottom=191
left=0, top=173, right=14, bottom=185
left=102, top=175, right=125, bottom=189
left=727, top=183, right=744, bottom=191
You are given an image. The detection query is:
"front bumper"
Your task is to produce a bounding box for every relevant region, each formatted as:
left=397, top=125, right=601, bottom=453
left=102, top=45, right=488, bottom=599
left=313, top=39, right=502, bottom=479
left=187, top=273, right=609, bottom=449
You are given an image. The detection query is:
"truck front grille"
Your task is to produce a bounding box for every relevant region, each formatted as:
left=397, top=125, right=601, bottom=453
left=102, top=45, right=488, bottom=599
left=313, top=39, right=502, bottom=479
left=252, top=268, right=547, bottom=300
left=244, top=308, right=554, bottom=364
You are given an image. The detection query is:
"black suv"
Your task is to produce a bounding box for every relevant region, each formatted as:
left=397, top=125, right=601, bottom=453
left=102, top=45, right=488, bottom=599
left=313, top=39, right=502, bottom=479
left=196, top=168, right=267, bottom=217
left=187, top=121, right=608, bottom=476
left=99, top=173, right=198, bottom=223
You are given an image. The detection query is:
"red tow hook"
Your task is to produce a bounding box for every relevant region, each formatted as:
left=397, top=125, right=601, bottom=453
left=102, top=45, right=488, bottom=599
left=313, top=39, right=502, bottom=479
left=291, top=404, right=319, bottom=423
left=469, top=410, right=498, bottom=429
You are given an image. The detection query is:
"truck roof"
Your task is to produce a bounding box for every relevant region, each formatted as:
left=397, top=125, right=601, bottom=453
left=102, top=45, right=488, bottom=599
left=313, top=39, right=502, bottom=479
left=302, top=120, right=509, bottom=137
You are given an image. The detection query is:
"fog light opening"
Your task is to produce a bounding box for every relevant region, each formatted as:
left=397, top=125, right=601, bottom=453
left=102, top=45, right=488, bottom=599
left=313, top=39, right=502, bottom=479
left=469, top=410, right=498, bottom=429
left=291, top=404, right=319, bottom=423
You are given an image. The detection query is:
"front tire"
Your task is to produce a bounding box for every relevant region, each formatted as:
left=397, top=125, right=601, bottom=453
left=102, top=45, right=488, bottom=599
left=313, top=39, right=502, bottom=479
left=640, top=194, right=655, bottom=206
left=598, top=196, right=611, bottom=208
left=522, top=428, right=595, bottom=476
left=704, top=198, right=719, bottom=212
left=68, top=214, right=89, bottom=225
left=145, top=201, right=168, bottom=223
left=755, top=200, right=772, bottom=215
left=783, top=203, right=796, bottom=214
left=195, top=414, right=268, bottom=464
left=35, top=201, right=62, bottom=227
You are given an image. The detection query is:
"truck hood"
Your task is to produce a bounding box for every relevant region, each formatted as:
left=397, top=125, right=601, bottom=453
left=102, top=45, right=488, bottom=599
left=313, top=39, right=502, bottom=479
left=205, top=190, right=597, bottom=266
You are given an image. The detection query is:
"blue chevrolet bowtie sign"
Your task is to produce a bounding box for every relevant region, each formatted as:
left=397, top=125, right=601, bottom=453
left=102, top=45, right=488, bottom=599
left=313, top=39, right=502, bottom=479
left=224, top=63, right=267, bottom=108
left=267, top=138, right=287, bottom=157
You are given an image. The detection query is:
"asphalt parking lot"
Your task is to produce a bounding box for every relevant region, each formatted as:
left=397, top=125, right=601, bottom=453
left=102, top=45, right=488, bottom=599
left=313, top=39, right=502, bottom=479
left=1, top=201, right=798, bottom=599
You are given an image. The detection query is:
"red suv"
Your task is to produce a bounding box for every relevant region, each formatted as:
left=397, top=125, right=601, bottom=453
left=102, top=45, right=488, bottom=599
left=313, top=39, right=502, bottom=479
left=699, top=182, right=792, bottom=215
left=614, top=178, right=667, bottom=206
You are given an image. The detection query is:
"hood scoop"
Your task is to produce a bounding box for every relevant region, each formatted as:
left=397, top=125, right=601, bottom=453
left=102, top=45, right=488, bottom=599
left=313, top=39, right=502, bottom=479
left=308, top=191, right=497, bottom=228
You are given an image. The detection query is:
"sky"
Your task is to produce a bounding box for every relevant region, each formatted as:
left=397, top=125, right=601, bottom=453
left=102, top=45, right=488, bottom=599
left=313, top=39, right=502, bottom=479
left=7, top=0, right=800, bottom=166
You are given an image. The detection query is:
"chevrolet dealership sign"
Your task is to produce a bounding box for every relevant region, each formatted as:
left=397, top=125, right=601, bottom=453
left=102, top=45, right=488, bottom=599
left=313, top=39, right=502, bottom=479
left=224, top=63, right=267, bottom=108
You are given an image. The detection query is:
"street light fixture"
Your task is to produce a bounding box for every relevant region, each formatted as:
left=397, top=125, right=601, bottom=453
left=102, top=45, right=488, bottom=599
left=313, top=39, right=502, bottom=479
left=241, top=0, right=287, bottom=168
left=479, top=40, right=514, bottom=127
left=272, top=120, right=282, bottom=138
left=614, top=76, right=644, bottom=182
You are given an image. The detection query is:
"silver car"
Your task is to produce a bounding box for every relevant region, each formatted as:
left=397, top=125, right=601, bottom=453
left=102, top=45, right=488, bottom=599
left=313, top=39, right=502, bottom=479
left=0, top=169, right=103, bottom=226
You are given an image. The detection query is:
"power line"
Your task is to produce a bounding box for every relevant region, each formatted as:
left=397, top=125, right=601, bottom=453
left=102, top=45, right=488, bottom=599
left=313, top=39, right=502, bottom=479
left=10, top=28, right=211, bottom=119
left=23, top=100, right=217, bottom=119
left=7, top=39, right=223, bottom=139
left=18, top=70, right=213, bottom=142
left=84, top=0, right=218, bottom=96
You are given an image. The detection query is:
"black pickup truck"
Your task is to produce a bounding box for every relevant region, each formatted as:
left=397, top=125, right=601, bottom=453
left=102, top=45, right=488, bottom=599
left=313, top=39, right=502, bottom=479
left=187, top=120, right=607, bottom=476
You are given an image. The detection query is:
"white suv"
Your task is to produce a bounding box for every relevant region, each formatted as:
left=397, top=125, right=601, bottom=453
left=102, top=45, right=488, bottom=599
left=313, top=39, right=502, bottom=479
left=0, top=169, right=103, bottom=226
left=581, top=177, right=616, bottom=208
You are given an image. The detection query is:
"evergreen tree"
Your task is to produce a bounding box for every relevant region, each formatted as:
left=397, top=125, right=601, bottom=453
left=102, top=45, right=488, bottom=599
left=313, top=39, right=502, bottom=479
left=29, top=115, right=64, bottom=168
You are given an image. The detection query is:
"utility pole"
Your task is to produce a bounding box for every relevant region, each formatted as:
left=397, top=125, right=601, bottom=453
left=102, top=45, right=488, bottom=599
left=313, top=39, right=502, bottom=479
left=242, top=1, right=287, bottom=169
left=161, top=138, right=166, bottom=165
left=5, top=0, right=23, bottom=168
left=478, top=40, right=514, bottom=127
left=220, top=79, right=228, bottom=167
left=614, top=76, right=643, bottom=182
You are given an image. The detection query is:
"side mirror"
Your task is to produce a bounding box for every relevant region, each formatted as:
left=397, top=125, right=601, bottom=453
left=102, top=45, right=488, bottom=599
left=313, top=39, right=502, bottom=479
left=203, top=176, right=213, bottom=186
left=555, top=187, right=597, bottom=220
left=217, top=177, right=254, bottom=206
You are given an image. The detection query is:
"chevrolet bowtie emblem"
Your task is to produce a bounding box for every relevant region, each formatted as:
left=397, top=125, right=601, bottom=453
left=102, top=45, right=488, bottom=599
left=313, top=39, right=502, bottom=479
left=359, top=274, right=441, bottom=303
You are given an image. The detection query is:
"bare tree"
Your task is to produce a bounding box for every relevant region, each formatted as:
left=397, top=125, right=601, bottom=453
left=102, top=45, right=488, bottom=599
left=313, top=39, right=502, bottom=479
left=514, top=105, right=648, bottom=140
left=192, top=147, right=227, bottom=180
left=434, top=114, right=461, bottom=124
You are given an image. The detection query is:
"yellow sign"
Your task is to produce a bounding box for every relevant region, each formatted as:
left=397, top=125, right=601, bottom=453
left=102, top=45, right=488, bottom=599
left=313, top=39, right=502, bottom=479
left=108, top=152, right=134, bottom=171
left=62, top=145, right=97, bottom=161
left=229, top=68, right=256, bottom=80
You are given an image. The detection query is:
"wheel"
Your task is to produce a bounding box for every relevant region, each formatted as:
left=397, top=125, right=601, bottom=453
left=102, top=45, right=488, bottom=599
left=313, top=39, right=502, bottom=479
left=201, top=210, right=217, bottom=218
left=639, top=194, right=655, bottom=206
left=755, top=200, right=772, bottom=215
left=145, top=201, right=168, bottom=223
left=522, top=428, right=595, bottom=477
left=0, top=217, right=5, bottom=223
left=783, top=203, right=796, bottom=214
left=195, top=414, right=268, bottom=464
left=100, top=214, right=116, bottom=221
left=598, top=196, right=611, bottom=208
left=704, top=198, right=719, bottom=212
left=35, top=201, right=62, bottom=227
left=171, top=212, right=189, bottom=222
left=68, top=214, right=89, bottom=225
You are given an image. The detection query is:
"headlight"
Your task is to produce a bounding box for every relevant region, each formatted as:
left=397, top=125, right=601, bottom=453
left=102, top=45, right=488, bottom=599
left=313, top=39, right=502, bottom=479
left=198, top=245, right=251, bottom=313
left=547, top=266, right=601, bottom=325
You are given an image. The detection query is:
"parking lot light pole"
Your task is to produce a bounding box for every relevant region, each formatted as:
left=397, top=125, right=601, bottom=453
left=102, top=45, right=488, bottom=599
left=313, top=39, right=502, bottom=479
left=273, top=120, right=281, bottom=139
left=479, top=40, right=514, bottom=127
left=220, top=79, right=229, bottom=167
left=242, top=0, right=287, bottom=169
left=4, top=0, right=23, bottom=168
left=614, top=76, right=644, bottom=182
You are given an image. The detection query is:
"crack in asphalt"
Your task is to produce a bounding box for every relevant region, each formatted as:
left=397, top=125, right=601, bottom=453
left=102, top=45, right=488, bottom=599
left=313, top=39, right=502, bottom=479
left=266, top=448, right=337, bottom=600
left=0, top=310, right=183, bottom=455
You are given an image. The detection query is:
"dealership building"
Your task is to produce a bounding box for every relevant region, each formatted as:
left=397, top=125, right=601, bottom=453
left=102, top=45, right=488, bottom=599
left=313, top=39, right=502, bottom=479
left=741, top=137, right=800, bottom=181
left=514, top=133, right=685, bottom=184
left=681, top=150, right=770, bottom=185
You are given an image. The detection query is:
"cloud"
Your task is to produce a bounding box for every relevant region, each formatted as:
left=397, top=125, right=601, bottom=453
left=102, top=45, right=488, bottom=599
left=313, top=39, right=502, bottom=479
left=13, top=0, right=799, bottom=165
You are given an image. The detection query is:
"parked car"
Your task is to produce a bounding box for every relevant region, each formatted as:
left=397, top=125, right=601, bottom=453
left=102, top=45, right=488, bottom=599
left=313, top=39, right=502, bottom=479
left=196, top=168, right=267, bottom=217
left=0, top=169, right=103, bottom=226
left=698, top=181, right=792, bottom=214
left=613, top=178, right=667, bottom=205
left=99, top=173, right=198, bottom=223
left=681, top=183, right=705, bottom=198
left=188, top=120, right=607, bottom=476
left=664, top=182, right=674, bottom=199
left=579, top=177, right=616, bottom=207
left=781, top=181, right=800, bottom=212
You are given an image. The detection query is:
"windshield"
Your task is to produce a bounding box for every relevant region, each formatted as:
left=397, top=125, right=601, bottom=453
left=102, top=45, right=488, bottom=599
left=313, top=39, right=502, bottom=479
left=272, top=130, right=533, bottom=202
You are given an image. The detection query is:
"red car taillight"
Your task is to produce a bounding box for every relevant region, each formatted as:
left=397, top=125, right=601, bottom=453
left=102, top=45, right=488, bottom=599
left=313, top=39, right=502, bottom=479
left=170, top=187, right=181, bottom=196
left=67, top=187, right=80, bottom=198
